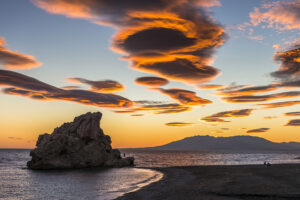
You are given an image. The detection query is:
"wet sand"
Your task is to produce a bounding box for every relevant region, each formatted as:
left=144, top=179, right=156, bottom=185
left=116, top=164, right=300, bottom=200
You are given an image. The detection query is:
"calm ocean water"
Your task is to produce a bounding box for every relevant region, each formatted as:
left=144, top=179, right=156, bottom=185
left=1, top=149, right=300, bottom=200
left=122, top=149, right=300, bottom=167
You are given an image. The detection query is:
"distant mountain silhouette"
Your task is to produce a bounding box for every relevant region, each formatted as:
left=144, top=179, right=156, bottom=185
left=147, top=135, right=300, bottom=151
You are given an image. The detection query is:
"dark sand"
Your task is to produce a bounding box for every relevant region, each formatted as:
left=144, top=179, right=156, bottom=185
left=116, top=164, right=300, bottom=200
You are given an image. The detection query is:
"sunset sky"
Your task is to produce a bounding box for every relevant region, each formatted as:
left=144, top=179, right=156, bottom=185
left=0, top=0, right=299, bottom=149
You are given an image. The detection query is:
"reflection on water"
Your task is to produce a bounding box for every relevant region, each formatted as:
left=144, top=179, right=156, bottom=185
left=122, top=149, right=300, bottom=167
left=0, top=149, right=162, bottom=200
left=1, top=149, right=300, bottom=199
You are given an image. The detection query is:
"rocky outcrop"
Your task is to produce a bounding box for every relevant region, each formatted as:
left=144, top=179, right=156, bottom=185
left=27, top=112, right=134, bottom=169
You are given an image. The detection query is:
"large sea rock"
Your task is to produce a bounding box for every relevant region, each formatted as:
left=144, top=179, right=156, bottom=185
left=27, top=112, right=134, bottom=169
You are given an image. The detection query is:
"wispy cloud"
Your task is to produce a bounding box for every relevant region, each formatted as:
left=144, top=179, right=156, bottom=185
left=66, top=77, right=124, bottom=93
left=114, top=103, right=192, bottom=115
left=247, top=128, right=269, bottom=133
left=271, top=45, right=300, bottom=81
left=286, top=119, right=300, bottom=126
left=135, top=76, right=169, bottom=86
left=201, top=117, right=230, bottom=123
left=250, top=0, right=300, bottom=31
left=201, top=109, right=253, bottom=123
left=258, top=100, right=300, bottom=109
left=197, top=84, right=224, bottom=90
left=222, top=91, right=300, bottom=103
left=216, top=85, right=278, bottom=96
left=152, top=88, right=212, bottom=105
left=0, top=69, right=133, bottom=108
left=284, top=112, right=300, bottom=116
left=165, top=122, right=193, bottom=127
left=0, top=37, right=42, bottom=70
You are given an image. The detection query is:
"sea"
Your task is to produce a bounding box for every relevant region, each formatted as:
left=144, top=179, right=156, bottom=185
left=1, top=149, right=300, bottom=200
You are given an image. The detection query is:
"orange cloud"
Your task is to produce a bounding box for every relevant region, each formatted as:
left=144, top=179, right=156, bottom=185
left=284, top=112, right=300, bottom=116
left=250, top=0, right=300, bottom=30
left=139, top=103, right=192, bottom=114
left=201, top=117, right=230, bottom=123
left=0, top=37, right=42, bottom=70
left=114, top=103, right=192, bottom=115
left=216, top=85, right=278, bottom=96
left=263, top=116, right=278, bottom=119
left=271, top=46, right=300, bottom=81
left=0, top=70, right=133, bottom=108
left=222, top=91, right=300, bottom=103
left=286, top=119, right=300, bottom=126
left=33, top=0, right=225, bottom=85
left=135, top=76, right=169, bottom=86
left=131, top=114, right=144, bottom=117
left=66, top=77, right=124, bottom=93
left=61, top=86, right=81, bottom=90
left=208, top=109, right=253, bottom=118
left=258, top=100, right=300, bottom=109
left=201, top=109, right=253, bottom=123
left=247, top=128, right=269, bottom=133
left=165, top=122, right=193, bottom=127
left=197, top=84, right=224, bottom=90
left=153, top=88, right=212, bottom=105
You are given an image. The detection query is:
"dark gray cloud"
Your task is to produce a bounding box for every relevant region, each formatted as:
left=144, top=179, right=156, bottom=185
left=201, top=117, right=230, bottom=123
left=284, top=112, right=300, bottom=116
left=153, top=88, right=212, bottom=105
left=286, top=119, right=300, bottom=126
left=222, top=91, right=300, bottom=103
left=33, top=0, right=225, bottom=84
left=0, top=37, right=42, bottom=70
left=137, top=58, right=220, bottom=83
left=259, top=100, right=300, bottom=109
left=165, top=122, right=193, bottom=127
left=122, top=28, right=196, bottom=53
left=201, top=109, right=253, bottom=123
left=247, top=128, right=269, bottom=133
left=114, top=103, right=192, bottom=114
left=216, top=85, right=278, bottom=96
left=271, top=46, right=300, bottom=81
left=66, top=77, right=124, bottom=93
left=135, top=76, right=169, bottom=87
left=0, top=70, right=133, bottom=108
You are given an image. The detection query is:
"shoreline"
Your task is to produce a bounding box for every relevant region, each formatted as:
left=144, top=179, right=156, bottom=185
left=116, top=163, right=300, bottom=200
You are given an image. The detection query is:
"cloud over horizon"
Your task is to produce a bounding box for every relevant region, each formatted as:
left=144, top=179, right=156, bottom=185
left=165, top=122, right=193, bottom=127
left=284, top=112, right=300, bottom=116
left=201, top=109, right=253, bottom=123
left=286, top=119, right=300, bottom=126
left=247, top=128, right=269, bottom=133
left=0, top=37, right=42, bottom=70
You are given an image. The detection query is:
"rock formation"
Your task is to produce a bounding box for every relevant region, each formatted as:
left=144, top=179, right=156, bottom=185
left=27, top=112, right=134, bottom=169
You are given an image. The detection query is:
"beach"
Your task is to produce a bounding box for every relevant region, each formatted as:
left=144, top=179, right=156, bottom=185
left=117, top=164, right=300, bottom=200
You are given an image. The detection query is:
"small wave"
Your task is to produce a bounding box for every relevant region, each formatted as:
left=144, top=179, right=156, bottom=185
left=124, top=169, right=163, bottom=194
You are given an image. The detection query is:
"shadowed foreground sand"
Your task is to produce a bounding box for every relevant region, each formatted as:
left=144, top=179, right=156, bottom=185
left=116, top=164, right=300, bottom=200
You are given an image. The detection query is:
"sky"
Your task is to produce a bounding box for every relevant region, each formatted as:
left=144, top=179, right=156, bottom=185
left=0, top=0, right=299, bottom=149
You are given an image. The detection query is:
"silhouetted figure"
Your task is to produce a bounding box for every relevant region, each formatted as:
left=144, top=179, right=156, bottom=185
left=267, top=162, right=271, bottom=167
left=123, top=153, right=126, bottom=157
left=263, top=161, right=267, bottom=165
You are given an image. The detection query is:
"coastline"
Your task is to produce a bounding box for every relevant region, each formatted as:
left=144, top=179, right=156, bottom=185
left=116, top=164, right=300, bottom=200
